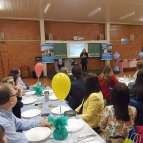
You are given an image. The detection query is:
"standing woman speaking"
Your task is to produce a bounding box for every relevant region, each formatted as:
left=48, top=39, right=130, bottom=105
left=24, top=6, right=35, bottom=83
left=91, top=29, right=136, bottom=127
left=80, top=49, right=88, bottom=73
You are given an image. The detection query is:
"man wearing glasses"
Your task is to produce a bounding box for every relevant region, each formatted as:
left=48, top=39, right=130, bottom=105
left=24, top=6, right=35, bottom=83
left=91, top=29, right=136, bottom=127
left=0, top=83, right=51, bottom=143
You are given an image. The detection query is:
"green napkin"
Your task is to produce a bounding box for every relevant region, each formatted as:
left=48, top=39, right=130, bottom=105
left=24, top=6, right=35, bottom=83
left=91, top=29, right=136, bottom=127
left=31, top=86, right=43, bottom=95
left=48, top=116, right=69, bottom=140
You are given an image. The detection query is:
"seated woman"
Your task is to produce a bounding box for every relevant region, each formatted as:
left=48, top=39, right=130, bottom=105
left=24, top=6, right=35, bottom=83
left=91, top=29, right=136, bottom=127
left=129, top=69, right=143, bottom=99
left=129, top=70, right=143, bottom=108
left=59, top=67, right=68, bottom=74
left=1, top=76, right=23, bottom=118
left=59, top=67, right=74, bottom=82
left=98, top=65, right=118, bottom=105
left=128, top=62, right=143, bottom=91
left=75, top=73, right=104, bottom=133
left=100, top=82, right=136, bottom=143
left=10, top=68, right=36, bottom=90
left=132, top=61, right=143, bottom=80
left=128, top=77, right=143, bottom=124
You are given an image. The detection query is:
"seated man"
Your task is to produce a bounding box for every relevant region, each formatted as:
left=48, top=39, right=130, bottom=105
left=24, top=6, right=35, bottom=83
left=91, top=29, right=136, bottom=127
left=67, top=66, right=85, bottom=110
left=0, top=83, right=51, bottom=143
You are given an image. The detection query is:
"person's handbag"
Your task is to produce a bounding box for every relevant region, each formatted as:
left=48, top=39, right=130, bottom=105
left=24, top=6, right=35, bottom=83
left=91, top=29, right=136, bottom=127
left=124, top=133, right=141, bottom=143
left=109, top=135, right=125, bottom=143
left=64, top=110, right=76, bottom=117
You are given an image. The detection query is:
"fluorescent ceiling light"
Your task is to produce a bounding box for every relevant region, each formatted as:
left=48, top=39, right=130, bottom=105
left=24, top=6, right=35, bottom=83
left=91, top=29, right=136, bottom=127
left=119, top=12, right=135, bottom=20
left=44, top=4, right=51, bottom=13
left=0, top=4, right=3, bottom=10
left=88, top=7, right=101, bottom=17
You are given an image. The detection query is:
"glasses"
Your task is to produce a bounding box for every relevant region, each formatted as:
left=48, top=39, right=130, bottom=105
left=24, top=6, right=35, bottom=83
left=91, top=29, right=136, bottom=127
left=11, top=91, right=18, bottom=97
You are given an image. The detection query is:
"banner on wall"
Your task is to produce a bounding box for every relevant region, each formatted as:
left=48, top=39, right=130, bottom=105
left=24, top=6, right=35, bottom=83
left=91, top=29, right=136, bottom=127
left=40, top=44, right=54, bottom=63
left=101, top=43, right=112, bottom=60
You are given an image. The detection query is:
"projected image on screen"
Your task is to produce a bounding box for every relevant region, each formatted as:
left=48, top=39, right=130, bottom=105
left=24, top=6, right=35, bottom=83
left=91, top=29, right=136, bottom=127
left=67, top=43, right=87, bottom=58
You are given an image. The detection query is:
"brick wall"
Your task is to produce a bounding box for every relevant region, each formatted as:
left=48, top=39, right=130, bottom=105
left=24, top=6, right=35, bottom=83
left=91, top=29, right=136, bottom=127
left=0, top=20, right=41, bottom=79
left=1, top=20, right=143, bottom=79
left=110, top=24, right=143, bottom=66
left=45, top=22, right=105, bottom=71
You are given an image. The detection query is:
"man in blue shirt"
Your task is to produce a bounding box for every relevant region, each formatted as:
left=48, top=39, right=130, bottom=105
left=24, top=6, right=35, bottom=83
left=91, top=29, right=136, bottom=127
left=0, top=83, right=51, bottom=143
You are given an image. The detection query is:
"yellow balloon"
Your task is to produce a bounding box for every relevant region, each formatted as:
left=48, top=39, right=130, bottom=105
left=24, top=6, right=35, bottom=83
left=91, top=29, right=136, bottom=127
left=52, top=73, right=71, bottom=101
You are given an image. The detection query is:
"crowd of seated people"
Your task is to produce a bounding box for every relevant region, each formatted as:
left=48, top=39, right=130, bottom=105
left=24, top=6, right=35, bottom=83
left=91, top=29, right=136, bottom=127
left=0, top=67, right=36, bottom=119
left=0, top=83, right=51, bottom=143
left=68, top=65, right=140, bottom=142
left=63, top=65, right=139, bottom=142
left=0, top=64, right=142, bottom=143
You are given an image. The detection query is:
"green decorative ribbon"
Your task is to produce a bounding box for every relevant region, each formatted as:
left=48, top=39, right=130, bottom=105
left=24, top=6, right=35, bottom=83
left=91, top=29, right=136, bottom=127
left=48, top=116, right=69, bottom=140
left=31, top=86, right=43, bottom=95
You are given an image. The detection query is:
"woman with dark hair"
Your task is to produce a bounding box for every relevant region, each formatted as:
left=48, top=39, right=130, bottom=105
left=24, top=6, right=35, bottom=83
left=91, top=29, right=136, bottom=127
left=0, top=125, right=7, bottom=143
left=59, top=67, right=74, bottom=82
left=75, top=73, right=104, bottom=133
left=98, top=65, right=118, bottom=105
left=100, top=82, right=136, bottom=143
left=130, top=69, right=143, bottom=102
left=10, top=68, right=36, bottom=90
left=10, top=68, right=30, bottom=90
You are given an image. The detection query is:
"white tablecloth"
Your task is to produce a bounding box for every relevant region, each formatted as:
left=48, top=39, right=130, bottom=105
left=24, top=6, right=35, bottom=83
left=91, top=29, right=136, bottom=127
left=130, top=61, right=137, bottom=67
left=22, top=86, right=105, bottom=143
left=118, top=77, right=134, bottom=85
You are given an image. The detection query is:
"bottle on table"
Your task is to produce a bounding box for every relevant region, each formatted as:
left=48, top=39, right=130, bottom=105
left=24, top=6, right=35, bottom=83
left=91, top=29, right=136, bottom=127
left=128, top=74, right=131, bottom=81
left=44, top=91, right=49, bottom=102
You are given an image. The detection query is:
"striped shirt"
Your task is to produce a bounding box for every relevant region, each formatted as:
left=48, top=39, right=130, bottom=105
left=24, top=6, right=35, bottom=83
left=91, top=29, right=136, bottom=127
left=0, top=109, right=40, bottom=143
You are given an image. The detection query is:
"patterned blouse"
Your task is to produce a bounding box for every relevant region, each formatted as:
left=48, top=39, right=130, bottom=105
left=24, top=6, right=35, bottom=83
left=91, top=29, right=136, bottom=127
left=100, top=105, right=136, bottom=143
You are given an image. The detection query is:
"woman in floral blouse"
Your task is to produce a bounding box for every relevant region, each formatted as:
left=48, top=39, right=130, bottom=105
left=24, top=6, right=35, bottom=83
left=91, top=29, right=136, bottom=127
left=100, top=82, right=136, bottom=143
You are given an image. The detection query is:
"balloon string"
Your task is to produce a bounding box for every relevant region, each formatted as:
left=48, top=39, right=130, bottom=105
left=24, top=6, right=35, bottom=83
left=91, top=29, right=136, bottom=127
left=38, top=77, right=39, bottom=82
left=60, top=101, right=61, bottom=114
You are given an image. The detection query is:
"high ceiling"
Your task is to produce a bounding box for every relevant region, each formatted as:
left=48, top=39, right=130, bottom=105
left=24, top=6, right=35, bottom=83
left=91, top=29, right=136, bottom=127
left=0, top=0, right=143, bottom=25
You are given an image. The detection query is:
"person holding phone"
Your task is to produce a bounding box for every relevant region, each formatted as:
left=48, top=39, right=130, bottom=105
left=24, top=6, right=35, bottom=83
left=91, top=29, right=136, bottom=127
left=80, top=49, right=88, bottom=73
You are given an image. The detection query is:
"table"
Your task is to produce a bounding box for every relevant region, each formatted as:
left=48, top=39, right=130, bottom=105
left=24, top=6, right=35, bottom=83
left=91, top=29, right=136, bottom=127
left=113, top=61, right=137, bottom=73
left=22, top=86, right=105, bottom=143
left=117, top=77, right=134, bottom=86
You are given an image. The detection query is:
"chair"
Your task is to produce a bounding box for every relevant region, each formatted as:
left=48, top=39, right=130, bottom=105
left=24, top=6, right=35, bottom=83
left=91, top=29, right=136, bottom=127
left=71, top=61, right=78, bottom=66
left=130, top=99, right=143, bottom=125
left=20, top=66, right=30, bottom=78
